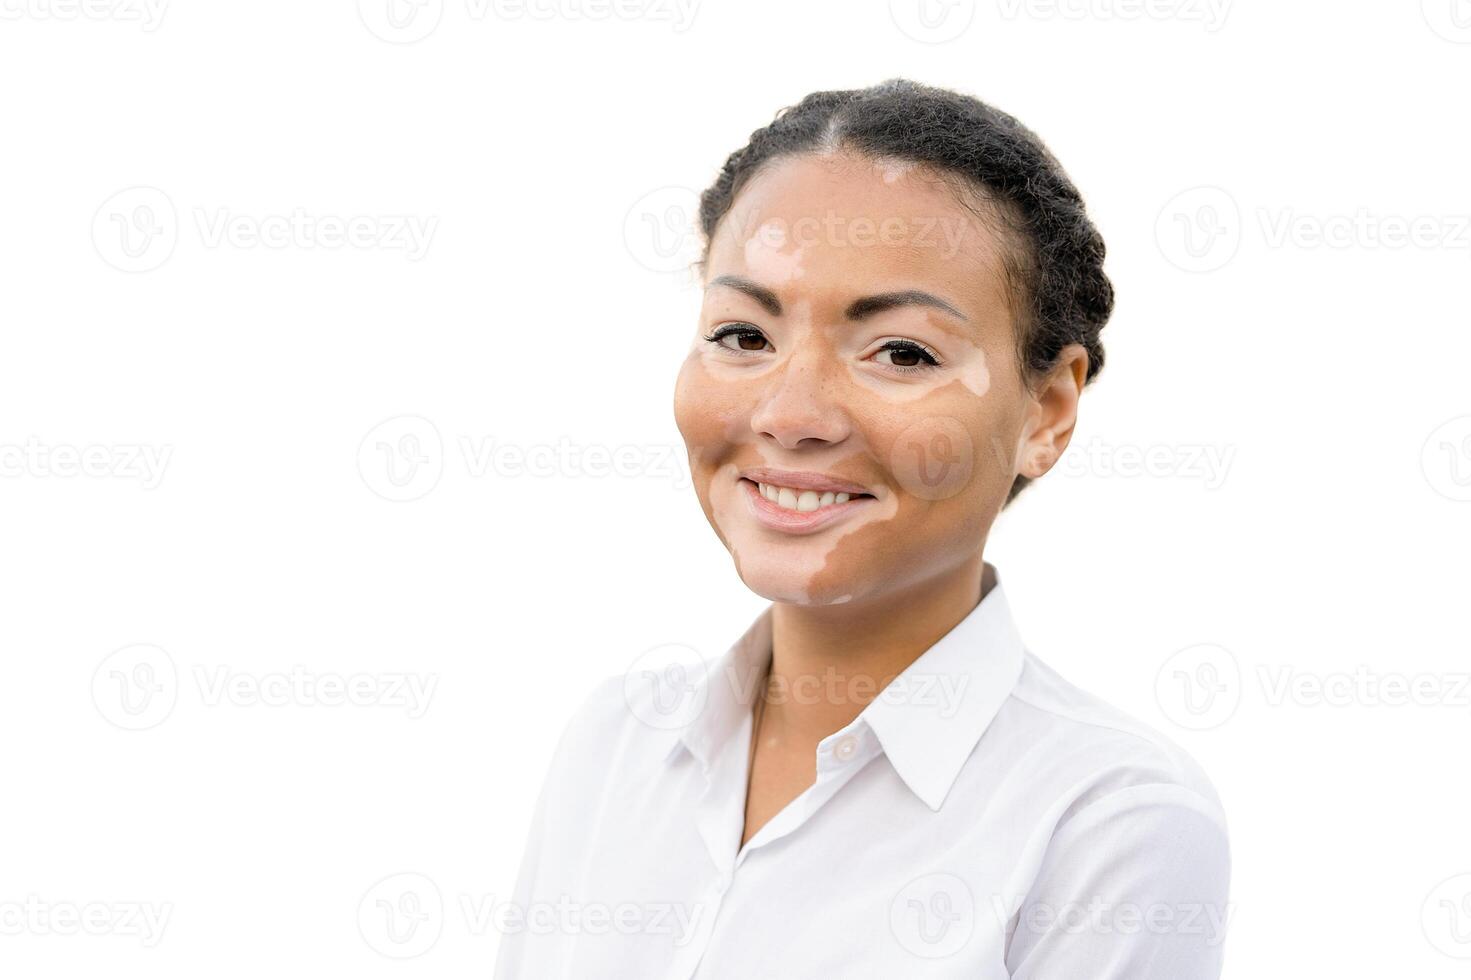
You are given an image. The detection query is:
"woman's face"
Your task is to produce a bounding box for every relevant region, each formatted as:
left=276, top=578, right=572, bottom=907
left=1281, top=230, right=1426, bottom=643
left=673, top=150, right=1073, bottom=607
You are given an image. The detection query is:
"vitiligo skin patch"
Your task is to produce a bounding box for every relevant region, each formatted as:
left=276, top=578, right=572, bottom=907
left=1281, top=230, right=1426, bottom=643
left=744, top=220, right=808, bottom=285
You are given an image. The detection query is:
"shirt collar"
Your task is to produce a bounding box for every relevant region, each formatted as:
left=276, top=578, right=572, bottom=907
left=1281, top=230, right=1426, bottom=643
left=662, top=601, right=773, bottom=774
left=664, top=562, right=1026, bottom=812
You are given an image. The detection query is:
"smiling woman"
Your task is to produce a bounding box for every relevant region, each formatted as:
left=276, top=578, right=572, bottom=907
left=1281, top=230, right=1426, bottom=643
left=494, top=78, right=1230, bottom=979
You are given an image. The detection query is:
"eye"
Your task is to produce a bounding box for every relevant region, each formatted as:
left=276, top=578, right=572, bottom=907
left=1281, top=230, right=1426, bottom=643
left=870, top=339, right=942, bottom=374
left=703, top=323, right=772, bottom=356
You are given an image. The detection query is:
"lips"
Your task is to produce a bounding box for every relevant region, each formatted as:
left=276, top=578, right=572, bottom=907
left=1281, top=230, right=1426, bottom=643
left=737, top=473, right=876, bottom=534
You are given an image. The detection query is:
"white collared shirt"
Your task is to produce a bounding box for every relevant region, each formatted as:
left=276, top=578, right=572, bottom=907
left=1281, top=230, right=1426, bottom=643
left=493, top=568, right=1231, bottom=978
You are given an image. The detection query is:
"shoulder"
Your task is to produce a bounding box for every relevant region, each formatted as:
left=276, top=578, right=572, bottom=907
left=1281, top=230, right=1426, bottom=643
left=551, top=670, right=642, bottom=751
left=993, top=654, right=1232, bottom=949
left=542, top=666, right=689, bottom=772
left=997, top=651, right=1229, bottom=838
left=995, top=657, right=1233, bottom=976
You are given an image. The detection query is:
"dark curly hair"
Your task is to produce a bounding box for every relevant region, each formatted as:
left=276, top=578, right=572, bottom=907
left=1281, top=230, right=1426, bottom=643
left=695, top=78, right=1114, bottom=505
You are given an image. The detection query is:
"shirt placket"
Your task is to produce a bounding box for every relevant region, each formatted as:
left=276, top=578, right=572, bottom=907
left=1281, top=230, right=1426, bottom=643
left=662, top=721, right=746, bottom=980
left=674, top=721, right=883, bottom=980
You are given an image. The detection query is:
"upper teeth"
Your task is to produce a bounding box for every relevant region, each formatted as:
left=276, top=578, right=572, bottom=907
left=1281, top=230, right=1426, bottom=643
left=756, top=482, right=853, bottom=512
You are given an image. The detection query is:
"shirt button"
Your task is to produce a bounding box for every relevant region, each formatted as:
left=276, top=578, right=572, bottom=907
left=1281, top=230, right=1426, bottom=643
left=833, top=734, right=859, bottom=761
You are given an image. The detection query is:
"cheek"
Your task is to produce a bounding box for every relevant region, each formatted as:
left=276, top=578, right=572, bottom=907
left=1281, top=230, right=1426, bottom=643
left=859, top=374, right=1016, bottom=507
left=673, top=354, right=772, bottom=521
left=674, top=353, right=744, bottom=451
left=829, top=386, right=1017, bottom=566
left=886, top=414, right=978, bottom=501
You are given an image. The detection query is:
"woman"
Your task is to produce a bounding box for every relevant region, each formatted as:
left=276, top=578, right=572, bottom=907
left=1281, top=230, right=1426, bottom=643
left=494, top=79, right=1230, bottom=979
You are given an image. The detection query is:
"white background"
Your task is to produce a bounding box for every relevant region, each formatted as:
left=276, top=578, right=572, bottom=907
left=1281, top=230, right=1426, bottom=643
left=3, top=0, right=1469, bottom=976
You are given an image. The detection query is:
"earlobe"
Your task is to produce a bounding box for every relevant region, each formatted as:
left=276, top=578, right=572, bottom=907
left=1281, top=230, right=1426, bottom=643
left=1016, top=344, right=1089, bottom=480
left=1021, top=444, right=1056, bottom=478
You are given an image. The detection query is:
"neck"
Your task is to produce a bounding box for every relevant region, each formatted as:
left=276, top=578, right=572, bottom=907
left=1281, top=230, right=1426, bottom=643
left=759, top=551, right=994, bottom=746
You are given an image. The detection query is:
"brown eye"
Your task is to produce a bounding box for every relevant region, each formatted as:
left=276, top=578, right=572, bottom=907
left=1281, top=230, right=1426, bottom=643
left=704, top=324, right=771, bottom=355
left=872, top=339, right=941, bottom=371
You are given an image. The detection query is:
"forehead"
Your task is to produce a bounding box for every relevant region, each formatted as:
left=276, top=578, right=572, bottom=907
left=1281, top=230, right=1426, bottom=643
left=704, top=151, right=1015, bottom=321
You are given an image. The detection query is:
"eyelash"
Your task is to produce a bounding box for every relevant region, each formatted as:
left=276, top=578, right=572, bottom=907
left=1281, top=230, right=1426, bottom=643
left=702, top=324, right=943, bottom=374
left=874, top=339, right=942, bottom=374
left=702, top=323, right=768, bottom=357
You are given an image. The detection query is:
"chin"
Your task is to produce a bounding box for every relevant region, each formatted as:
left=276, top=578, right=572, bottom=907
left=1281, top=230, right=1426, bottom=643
left=735, top=564, right=860, bottom=607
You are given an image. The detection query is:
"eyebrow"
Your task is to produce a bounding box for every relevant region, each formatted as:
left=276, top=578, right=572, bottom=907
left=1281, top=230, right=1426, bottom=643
left=707, top=274, right=968, bottom=323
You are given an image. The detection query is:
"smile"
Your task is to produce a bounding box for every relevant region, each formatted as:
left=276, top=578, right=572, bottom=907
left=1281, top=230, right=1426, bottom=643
left=738, top=476, right=876, bottom=534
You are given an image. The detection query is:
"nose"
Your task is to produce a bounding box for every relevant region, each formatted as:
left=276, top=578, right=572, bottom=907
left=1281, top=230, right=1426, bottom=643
left=749, top=347, right=853, bottom=450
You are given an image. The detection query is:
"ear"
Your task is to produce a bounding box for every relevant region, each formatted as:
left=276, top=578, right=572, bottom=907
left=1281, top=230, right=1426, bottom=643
left=1016, top=343, right=1089, bottom=479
